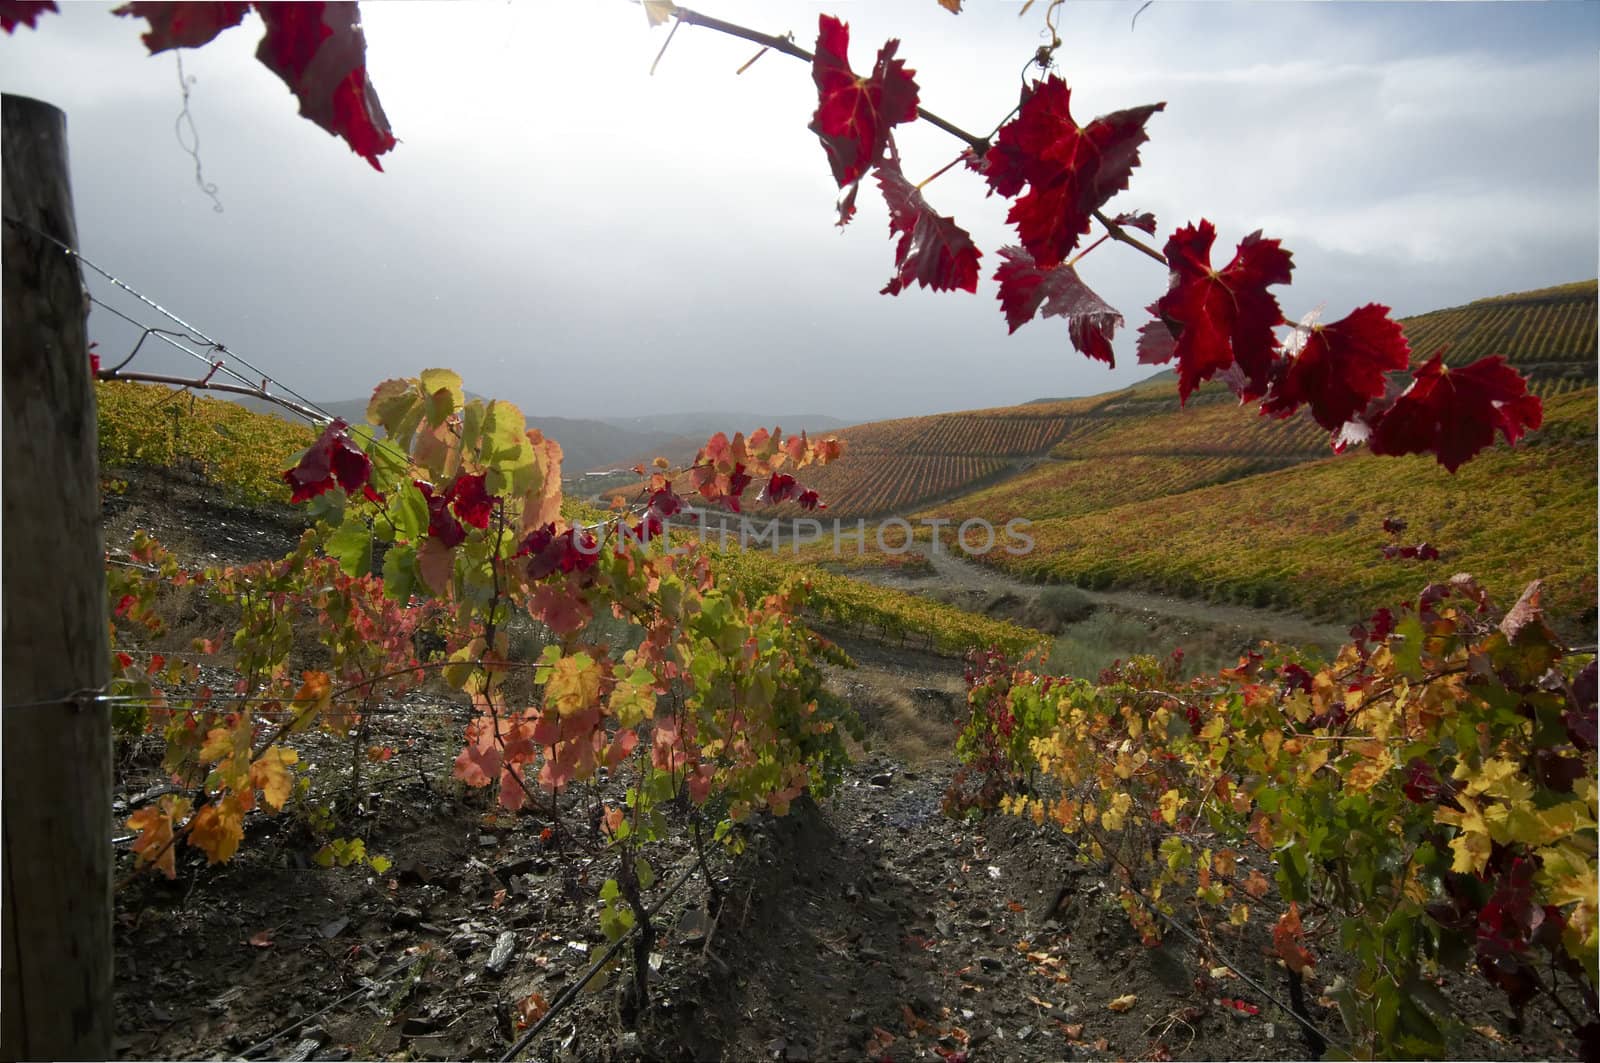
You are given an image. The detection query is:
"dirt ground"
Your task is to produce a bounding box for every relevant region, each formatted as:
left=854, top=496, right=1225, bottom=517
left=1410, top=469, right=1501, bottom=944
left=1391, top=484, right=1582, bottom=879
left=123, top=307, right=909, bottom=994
left=101, top=474, right=1581, bottom=1061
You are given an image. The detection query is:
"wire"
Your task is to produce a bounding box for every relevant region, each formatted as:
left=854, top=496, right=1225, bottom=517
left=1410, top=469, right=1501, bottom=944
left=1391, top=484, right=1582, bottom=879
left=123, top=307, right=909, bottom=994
left=1, top=688, right=115, bottom=711
left=499, top=860, right=701, bottom=1062
left=233, top=951, right=427, bottom=1060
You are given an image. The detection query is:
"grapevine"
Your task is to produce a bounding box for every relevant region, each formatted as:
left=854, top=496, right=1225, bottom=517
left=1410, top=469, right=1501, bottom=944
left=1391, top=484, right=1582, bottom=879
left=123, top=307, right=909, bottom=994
left=116, top=370, right=862, bottom=1010
left=958, top=578, right=1598, bottom=1056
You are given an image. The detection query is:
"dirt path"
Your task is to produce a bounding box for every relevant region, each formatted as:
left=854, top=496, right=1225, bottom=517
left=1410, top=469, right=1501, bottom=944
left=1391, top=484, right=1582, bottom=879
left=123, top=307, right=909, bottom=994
left=896, top=549, right=1350, bottom=651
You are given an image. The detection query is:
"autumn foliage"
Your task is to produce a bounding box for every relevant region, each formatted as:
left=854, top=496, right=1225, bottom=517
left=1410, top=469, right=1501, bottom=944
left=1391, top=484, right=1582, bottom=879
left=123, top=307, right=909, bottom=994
left=960, top=581, right=1598, bottom=1056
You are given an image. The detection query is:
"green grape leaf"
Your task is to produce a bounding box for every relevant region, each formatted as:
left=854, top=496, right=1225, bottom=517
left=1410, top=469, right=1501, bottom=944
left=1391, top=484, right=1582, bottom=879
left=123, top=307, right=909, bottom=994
left=326, top=516, right=373, bottom=578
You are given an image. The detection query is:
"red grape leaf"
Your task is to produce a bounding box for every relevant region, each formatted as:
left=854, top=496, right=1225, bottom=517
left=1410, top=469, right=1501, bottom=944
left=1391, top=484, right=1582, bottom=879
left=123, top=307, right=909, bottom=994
left=112, top=1, right=248, bottom=49
left=1262, top=304, right=1410, bottom=432
left=528, top=581, right=592, bottom=635
left=1151, top=220, right=1293, bottom=402
left=1135, top=302, right=1177, bottom=365
left=809, top=14, right=919, bottom=223
left=1368, top=353, right=1543, bottom=472
left=1, top=1, right=56, bottom=33
left=414, top=480, right=466, bottom=547
left=874, top=156, right=981, bottom=296
left=115, top=2, right=396, bottom=169
left=1109, top=210, right=1157, bottom=235
left=448, top=472, right=495, bottom=530
left=980, top=76, right=1163, bottom=269
left=282, top=418, right=371, bottom=502
left=764, top=473, right=798, bottom=504
left=993, top=246, right=1122, bottom=364
left=254, top=2, right=396, bottom=171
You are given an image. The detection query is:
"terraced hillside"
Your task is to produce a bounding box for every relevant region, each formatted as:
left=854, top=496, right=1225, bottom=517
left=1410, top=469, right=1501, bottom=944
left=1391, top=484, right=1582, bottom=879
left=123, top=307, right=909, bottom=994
left=1398, top=279, right=1596, bottom=387
left=788, top=280, right=1597, bottom=519
left=97, top=380, right=316, bottom=506
left=977, top=387, right=1598, bottom=636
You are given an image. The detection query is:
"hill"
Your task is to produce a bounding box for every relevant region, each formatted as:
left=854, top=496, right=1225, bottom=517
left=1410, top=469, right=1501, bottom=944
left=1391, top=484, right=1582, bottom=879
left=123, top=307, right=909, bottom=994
left=971, top=387, right=1597, bottom=635
left=789, top=280, right=1597, bottom=520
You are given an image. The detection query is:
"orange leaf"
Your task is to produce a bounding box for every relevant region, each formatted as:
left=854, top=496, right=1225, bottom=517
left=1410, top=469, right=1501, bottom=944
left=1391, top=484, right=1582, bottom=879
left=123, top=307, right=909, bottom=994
left=126, top=795, right=191, bottom=880
left=1273, top=902, right=1316, bottom=975
left=189, top=794, right=246, bottom=864
left=515, top=991, right=550, bottom=1028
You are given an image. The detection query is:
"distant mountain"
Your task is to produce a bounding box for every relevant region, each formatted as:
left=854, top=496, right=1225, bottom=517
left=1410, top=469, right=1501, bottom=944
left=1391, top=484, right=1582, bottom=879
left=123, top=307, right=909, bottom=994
left=603, top=411, right=851, bottom=436
left=226, top=395, right=850, bottom=475
left=1026, top=368, right=1173, bottom=405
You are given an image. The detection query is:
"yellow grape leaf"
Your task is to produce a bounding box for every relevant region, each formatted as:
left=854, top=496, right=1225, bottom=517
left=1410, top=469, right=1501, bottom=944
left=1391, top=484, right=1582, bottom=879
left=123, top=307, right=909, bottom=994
left=199, top=723, right=245, bottom=764
left=543, top=651, right=601, bottom=717
left=1485, top=797, right=1592, bottom=848
left=1107, top=993, right=1137, bottom=1012
left=1344, top=745, right=1394, bottom=793
left=1564, top=902, right=1598, bottom=983
left=1230, top=904, right=1250, bottom=926
left=418, top=368, right=464, bottom=425
left=189, top=795, right=246, bottom=864
left=1295, top=742, right=1331, bottom=784
left=1455, top=756, right=1532, bottom=802
left=1260, top=729, right=1282, bottom=765
left=250, top=746, right=299, bottom=810
left=126, top=795, right=192, bottom=880
left=1158, top=789, right=1183, bottom=826
left=1538, top=841, right=1599, bottom=908
left=1435, top=795, right=1493, bottom=875
left=199, top=722, right=251, bottom=793
left=1101, top=792, right=1133, bottom=832
left=608, top=668, right=657, bottom=728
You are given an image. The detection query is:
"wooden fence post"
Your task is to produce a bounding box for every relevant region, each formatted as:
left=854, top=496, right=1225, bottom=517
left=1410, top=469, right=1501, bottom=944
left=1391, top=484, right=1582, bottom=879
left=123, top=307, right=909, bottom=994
left=1, top=93, right=112, bottom=1061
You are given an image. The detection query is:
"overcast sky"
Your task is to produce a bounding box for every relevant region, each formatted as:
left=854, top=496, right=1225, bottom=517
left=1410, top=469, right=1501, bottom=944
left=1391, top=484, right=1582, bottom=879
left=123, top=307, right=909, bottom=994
left=4, top=1, right=1596, bottom=423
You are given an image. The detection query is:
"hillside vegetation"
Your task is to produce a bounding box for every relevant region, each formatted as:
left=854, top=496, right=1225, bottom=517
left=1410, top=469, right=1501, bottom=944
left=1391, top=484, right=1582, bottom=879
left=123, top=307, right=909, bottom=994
left=981, top=387, right=1597, bottom=635
left=97, top=381, right=315, bottom=506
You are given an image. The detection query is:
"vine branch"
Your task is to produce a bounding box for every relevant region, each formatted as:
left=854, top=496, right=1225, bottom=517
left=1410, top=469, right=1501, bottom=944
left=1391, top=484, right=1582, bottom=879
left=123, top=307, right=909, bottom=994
left=668, top=6, right=1170, bottom=266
